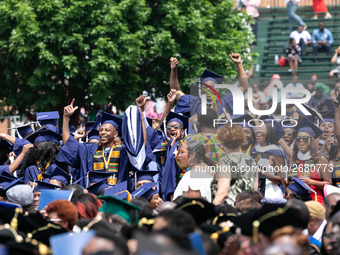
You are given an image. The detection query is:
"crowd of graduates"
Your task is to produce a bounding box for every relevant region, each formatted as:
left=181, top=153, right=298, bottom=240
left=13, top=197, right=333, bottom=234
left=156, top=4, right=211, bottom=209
left=1, top=53, right=340, bottom=254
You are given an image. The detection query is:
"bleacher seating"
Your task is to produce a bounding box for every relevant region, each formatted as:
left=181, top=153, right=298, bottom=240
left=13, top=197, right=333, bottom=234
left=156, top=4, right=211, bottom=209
left=254, top=6, right=340, bottom=88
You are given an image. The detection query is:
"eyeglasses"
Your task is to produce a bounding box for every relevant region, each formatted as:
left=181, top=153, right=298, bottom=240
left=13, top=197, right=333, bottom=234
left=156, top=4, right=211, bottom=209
left=167, top=125, right=181, bottom=130
left=296, top=136, right=309, bottom=142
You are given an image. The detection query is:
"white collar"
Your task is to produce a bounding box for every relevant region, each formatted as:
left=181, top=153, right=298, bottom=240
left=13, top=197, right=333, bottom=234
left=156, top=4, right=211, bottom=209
left=319, top=139, right=326, bottom=145
left=297, top=151, right=312, bottom=160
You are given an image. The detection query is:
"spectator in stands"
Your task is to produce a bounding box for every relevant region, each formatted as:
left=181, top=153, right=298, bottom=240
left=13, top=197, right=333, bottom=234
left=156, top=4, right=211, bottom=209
left=311, top=74, right=330, bottom=94
left=284, top=38, right=302, bottom=76
left=286, top=0, right=306, bottom=32
left=306, top=82, right=315, bottom=96
left=329, top=45, right=340, bottom=78
left=241, top=0, right=261, bottom=46
left=285, top=76, right=305, bottom=98
left=312, top=22, right=333, bottom=62
left=308, top=86, right=330, bottom=110
left=312, top=0, right=332, bottom=19
left=245, top=84, right=266, bottom=108
left=290, top=25, right=311, bottom=55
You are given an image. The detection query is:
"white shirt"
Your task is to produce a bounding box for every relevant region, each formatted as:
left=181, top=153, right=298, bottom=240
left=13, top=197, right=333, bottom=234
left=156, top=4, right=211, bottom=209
left=290, top=30, right=311, bottom=44
left=285, top=82, right=305, bottom=98
left=173, top=169, right=213, bottom=202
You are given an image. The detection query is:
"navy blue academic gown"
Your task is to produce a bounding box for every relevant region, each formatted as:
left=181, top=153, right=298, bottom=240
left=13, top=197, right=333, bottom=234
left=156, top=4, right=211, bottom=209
left=174, top=93, right=234, bottom=118
left=56, top=135, right=132, bottom=188
left=23, top=163, right=59, bottom=184
left=159, top=139, right=182, bottom=201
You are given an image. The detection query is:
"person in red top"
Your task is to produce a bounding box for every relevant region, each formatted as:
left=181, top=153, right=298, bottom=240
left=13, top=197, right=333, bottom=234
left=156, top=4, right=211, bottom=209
left=312, top=0, right=332, bottom=19
left=287, top=118, right=332, bottom=204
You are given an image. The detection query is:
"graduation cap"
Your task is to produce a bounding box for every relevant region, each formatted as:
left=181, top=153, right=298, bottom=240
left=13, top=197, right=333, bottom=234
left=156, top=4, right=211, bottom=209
left=288, top=177, right=318, bottom=201
left=38, top=189, right=73, bottom=211
left=293, top=118, right=323, bottom=139
left=87, top=178, right=109, bottom=195
left=101, top=112, right=123, bottom=137
left=199, top=69, right=225, bottom=85
left=75, top=217, right=123, bottom=235
left=47, top=166, right=71, bottom=185
left=26, top=129, right=62, bottom=145
left=175, top=198, right=216, bottom=225
left=320, top=111, right=335, bottom=124
left=321, top=98, right=335, bottom=111
left=251, top=203, right=306, bottom=242
left=260, top=115, right=285, bottom=142
left=88, top=171, right=113, bottom=185
left=50, top=230, right=95, bottom=255
left=72, top=176, right=86, bottom=188
left=98, top=195, right=142, bottom=224
left=36, top=111, right=60, bottom=127
left=104, top=181, right=132, bottom=201
left=0, top=178, right=25, bottom=195
left=0, top=139, right=13, bottom=152
left=231, top=114, right=254, bottom=129
left=34, top=181, right=63, bottom=192
left=200, top=223, right=233, bottom=248
left=93, top=113, right=102, bottom=130
left=296, top=103, right=323, bottom=123
left=135, top=170, right=158, bottom=182
left=161, top=111, right=189, bottom=134
left=0, top=171, right=17, bottom=181
left=8, top=123, right=36, bottom=139
left=131, top=182, right=158, bottom=199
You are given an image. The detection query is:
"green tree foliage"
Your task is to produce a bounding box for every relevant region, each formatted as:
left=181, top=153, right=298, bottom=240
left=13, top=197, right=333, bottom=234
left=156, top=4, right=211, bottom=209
left=0, top=0, right=256, bottom=116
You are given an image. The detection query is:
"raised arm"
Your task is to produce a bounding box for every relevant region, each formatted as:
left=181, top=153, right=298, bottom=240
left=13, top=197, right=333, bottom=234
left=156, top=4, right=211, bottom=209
left=63, top=98, right=78, bottom=145
left=136, top=95, right=147, bottom=147
left=170, top=57, right=185, bottom=101
left=8, top=143, right=33, bottom=174
left=159, top=89, right=176, bottom=125
left=0, top=133, right=16, bottom=145
left=334, top=92, right=340, bottom=144
left=229, top=53, right=248, bottom=95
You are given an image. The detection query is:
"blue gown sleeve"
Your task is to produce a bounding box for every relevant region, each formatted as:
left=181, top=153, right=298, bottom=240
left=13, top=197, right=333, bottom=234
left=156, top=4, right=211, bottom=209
left=146, top=126, right=165, bottom=151
left=23, top=165, right=39, bottom=184
left=174, top=95, right=201, bottom=117
left=0, top=165, right=10, bottom=175
left=56, top=135, right=89, bottom=169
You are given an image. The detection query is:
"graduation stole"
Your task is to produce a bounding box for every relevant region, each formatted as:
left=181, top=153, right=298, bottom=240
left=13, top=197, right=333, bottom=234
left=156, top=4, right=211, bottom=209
left=37, top=161, right=50, bottom=181
left=93, top=144, right=121, bottom=185
left=334, top=157, right=340, bottom=187
left=159, top=141, right=168, bottom=165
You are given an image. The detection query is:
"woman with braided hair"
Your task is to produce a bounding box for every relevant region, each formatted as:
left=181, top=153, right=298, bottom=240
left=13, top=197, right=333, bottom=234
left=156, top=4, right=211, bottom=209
left=173, top=140, right=215, bottom=202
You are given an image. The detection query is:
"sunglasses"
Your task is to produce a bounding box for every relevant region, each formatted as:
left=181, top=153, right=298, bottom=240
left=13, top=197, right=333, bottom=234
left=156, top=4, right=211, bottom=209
left=296, top=136, right=309, bottom=142
left=167, top=125, right=181, bottom=130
